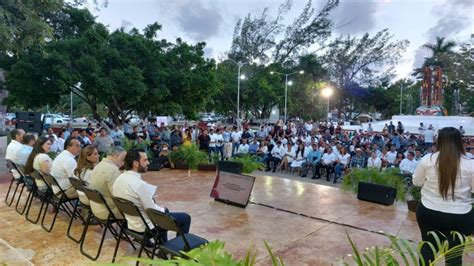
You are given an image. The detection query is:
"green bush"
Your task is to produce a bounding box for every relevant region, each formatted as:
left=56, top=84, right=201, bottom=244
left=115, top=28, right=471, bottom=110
left=229, top=155, right=265, bottom=174
left=169, top=143, right=209, bottom=170
left=342, top=168, right=408, bottom=201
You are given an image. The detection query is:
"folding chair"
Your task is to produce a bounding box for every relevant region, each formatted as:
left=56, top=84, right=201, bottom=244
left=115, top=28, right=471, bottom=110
left=25, top=171, right=52, bottom=224
left=112, top=197, right=155, bottom=264
left=67, top=177, right=89, bottom=243
left=4, top=160, right=24, bottom=207
left=146, top=208, right=208, bottom=259
left=12, top=164, right=30, bottom=215
left=40, top=174, right=78, bottom=232
left=80, top=188, right=135, bottom=261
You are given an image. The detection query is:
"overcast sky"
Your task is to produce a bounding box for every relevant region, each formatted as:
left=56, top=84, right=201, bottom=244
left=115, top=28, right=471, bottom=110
left=89, top=0, right=473, bottom=79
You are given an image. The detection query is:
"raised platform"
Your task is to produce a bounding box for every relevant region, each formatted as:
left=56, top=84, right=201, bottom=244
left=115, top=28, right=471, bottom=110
left=0, top=169, right=472, bottom=265
left=344, top=115, right=474, bottom=136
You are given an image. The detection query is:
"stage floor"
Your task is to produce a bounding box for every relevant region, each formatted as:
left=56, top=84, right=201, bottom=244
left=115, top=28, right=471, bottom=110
left=0, top=169, right=472, bottom=265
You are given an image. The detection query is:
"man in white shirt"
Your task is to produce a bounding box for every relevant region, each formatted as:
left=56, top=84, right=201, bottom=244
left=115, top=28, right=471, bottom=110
left=112, top=149, right=191, bottom=242
left=110, top=126, right=125, bottom=146
left=367, top=150, right=382, bottom=170
left=208, top=128, right=217, bottom=155
left=237, top=138, right=250, bottom=156
left=6, top=128, right=25, bottom=164
left=265, top=141, right=284, bottom=172
left=320, top=147, right=337, bottom=181
left=422, top=126, right=436, bottom=148
left=15, top=134, right=36, bottom=166
left=386, top=145, right=397, bottom=166
left=230, top=126, right=241, bottom=157
left=50, top=138, right=81, bottom=199
left=399, top=152, right=418, bottom=177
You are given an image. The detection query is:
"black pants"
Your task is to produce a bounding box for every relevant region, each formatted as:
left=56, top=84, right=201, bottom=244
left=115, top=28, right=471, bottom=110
left=416, top=203, right=474, bottom=265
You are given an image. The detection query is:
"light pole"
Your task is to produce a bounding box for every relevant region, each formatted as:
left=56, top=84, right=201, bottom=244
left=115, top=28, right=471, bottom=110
left=400, top=84, right=403, bottom=115
left=321, top=87, right=333, bottom=121
left=226, top=59, right=247, bottom=128
left=270, top=70, right=304, bottom=123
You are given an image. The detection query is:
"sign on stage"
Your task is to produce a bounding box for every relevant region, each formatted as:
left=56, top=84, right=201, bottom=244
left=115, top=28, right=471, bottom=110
left=210, top=171, right=255, bottom=208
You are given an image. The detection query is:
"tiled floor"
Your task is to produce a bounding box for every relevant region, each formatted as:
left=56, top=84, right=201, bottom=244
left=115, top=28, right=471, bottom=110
left=0, top=168, right=472, bottom=265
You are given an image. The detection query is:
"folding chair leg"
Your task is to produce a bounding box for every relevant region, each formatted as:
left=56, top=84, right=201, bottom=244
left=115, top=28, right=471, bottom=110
left=15, top=185, right=29, bottom=215
left=41, top=197, right=62, bottom=233
left=135, top=238, right=146, bottom=266
left=67, top=200, right=84, bottom=243
left=25, top=193, right=47, bottom=224
left=112, top=221, right=125, bottom=263
left=5, top=180, right=20, bottom=207
left=80, top=219, right=109, bottom=261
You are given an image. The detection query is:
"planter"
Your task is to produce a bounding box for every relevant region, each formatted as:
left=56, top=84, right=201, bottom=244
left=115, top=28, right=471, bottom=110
left=407, top=200, right=419, bottom=212
left=198, top=164, right=217, bottom=171
left=173, top=162, right=189, bottom=170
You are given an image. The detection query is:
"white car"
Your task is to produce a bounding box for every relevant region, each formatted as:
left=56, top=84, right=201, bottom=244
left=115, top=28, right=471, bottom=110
left=42, top=114, right=70, bottom=125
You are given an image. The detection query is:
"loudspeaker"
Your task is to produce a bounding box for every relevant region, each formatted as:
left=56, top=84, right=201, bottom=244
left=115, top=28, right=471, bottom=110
left=148, top=158, right=161, bottom=171
left=357, top=182, right=396, bottom=206
left=16, top=112, right=41, bottom=123
left=16, top=122, right=42, bottom=133
left=218, top=161, right=243, bottom=174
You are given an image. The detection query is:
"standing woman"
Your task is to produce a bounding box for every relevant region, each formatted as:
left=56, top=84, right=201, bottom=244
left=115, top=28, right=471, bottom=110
left=413, top=127, right=474, bottom=265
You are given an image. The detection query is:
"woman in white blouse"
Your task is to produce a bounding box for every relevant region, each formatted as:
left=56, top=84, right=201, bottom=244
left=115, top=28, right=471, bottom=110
left=290, top=143, right=307, bottom=175
left=413, top=127, right=474, bottom=265
left=367, top=150, right=382, bottom=170
left=334, top=147, right=350, bottom=183
left=278, top=142, right=295, bottom=172
left=24, top=137, right=53, bottom=191
left=74, top=145, right=100, bottom=183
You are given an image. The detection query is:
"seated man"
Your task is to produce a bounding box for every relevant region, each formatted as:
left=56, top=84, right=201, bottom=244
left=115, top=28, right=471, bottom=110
left=16, top=133, right=36, bottom=166
left=399, top=151, right=418, bottom=179
left=300, top=143, right=322, bottom=179
left=112, top=148, right=191, bottom=242
left=248, top=139, right=259, bottom=155
left=236, top=138, right=250, bottom=156
left=350, top=148, right=366, bottom=169
left=319, top=147, right=337, bottom=181
left=265, top=141, right=285, bottom=172
left=50, top=138, right=81, bottom=198
left=6, top=128, right=25, bottom=165
left=89, top=146, right=127, bottom=220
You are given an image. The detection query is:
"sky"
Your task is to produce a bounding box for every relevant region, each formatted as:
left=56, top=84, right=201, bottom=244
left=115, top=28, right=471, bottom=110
left=88, top=0, right=473, bottom=80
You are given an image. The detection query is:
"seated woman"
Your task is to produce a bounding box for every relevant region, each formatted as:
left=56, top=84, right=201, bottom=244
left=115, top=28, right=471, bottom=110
left=278, top=142, right=295, bottom=172
left=74, top=145, right=100, bottom=183
left=24, top=137, right=53, bottom=191
left=334, top=146, right=350, bottom=183
left=393, top=152, right=405, bottom=168
left=290, top=143, right=306, bottom=175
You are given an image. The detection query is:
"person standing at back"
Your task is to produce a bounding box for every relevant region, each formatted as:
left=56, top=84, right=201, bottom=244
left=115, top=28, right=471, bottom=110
left=413, top=127, right=474, bottom=265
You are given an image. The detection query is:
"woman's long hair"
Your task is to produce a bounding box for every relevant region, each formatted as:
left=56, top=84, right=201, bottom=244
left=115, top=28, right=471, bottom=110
left=24, top=137, right=50, bottom=175
left=75, top=145, right=97, bottom=178
left=436, top=127, right=465, bottom=201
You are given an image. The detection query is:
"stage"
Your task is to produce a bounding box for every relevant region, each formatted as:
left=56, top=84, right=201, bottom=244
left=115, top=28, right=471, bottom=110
left=0, top=169, right=472, bottom=265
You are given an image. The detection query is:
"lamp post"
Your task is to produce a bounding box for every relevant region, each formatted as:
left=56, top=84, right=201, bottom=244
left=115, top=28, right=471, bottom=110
left=321, top=87, right=333, bottom=122
left=226, top=59, right=247, bottom=128
left=270, top=70, right=304, bottom=123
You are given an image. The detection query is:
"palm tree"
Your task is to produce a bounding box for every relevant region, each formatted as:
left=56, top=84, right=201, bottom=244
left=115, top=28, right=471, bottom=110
left=422, top=37, right=456, bottom=67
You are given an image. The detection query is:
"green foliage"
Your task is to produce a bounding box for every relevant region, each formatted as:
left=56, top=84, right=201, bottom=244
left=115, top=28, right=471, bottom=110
left=169, top=144, right=208, bottom=170
left=121, top=137, right=152, bottom=156
left=47, top=151, right=59, bottom=160
left=229, top=155, right=265, bottom=174
left=123, top=240, right=284, bottom=266
left=343, top=230, right=474, bottom=266
left=342, top=168, right=408, bottom=201
left=409, top=186, right=422, bottom=202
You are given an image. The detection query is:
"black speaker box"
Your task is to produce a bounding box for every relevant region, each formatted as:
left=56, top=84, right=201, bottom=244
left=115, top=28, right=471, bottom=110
left=16, top=112, right=42, bottom=123
left=218, top=161, right=243, bottom=174
left=357, top=182, right=396, bottom=206
left=16, top=122, right=42, bottom=133
left=148, top=158, right=161, bottom=171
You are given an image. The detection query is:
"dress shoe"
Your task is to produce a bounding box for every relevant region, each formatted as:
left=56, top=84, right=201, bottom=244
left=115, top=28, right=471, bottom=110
left=301, top=174, right=307, bottom=178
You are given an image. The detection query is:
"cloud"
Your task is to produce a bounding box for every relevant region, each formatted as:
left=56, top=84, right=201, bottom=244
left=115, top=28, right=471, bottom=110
left=121, top=19, right=133, bottom=31
left=174, top=0, right=223, bottom=41
left=203, top=47, right=214, bottom=58
left=331, top=0, right=378, bottom=34
left=412, top=0, right=473, bottom=68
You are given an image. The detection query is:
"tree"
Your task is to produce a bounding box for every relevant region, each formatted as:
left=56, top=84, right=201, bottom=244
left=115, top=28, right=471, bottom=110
left=323, top=29, right=409, bottom=118
left=422, top=37, right=456, bottom=68
left=229, top=0, right=339, bottom=65
left=3, top=5, right=218, bottom=125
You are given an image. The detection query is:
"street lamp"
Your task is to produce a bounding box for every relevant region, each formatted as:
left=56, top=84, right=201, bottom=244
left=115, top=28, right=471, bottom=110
left=321, top=87, right=333, bottom=121
left=270, top=70, right=304, bottom=123
left=225, top=59, right=247, bottom=128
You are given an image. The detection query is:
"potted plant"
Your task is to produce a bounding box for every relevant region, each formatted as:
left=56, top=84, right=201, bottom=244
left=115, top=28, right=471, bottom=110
left=169, top=143, right=208, bottom=176
left=229, top=155, right=265, bottom=174
left=198, top=153, right=219, bottom=171
left=341, top=168, right=408, bottom=202
left=406, top=186, right=421, bottom=212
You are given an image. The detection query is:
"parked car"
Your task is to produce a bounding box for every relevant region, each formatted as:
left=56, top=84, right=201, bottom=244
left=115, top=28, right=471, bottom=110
left=42, top=114, right=70, bottom=125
